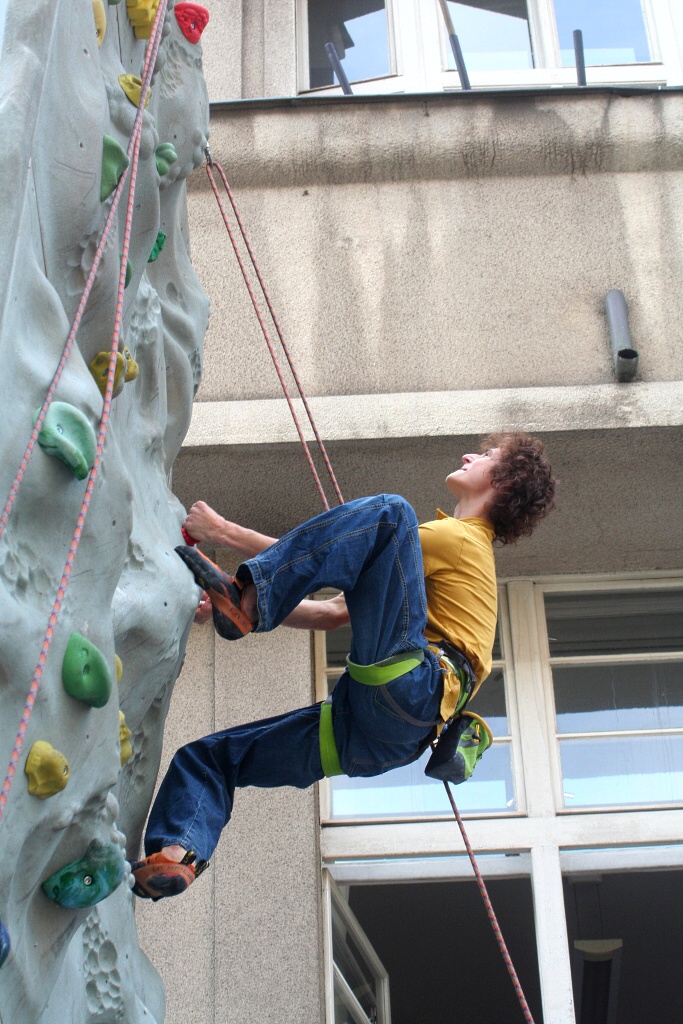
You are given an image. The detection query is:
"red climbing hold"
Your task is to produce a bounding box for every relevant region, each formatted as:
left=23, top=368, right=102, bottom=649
left=174, top=2, right=209, bottom=43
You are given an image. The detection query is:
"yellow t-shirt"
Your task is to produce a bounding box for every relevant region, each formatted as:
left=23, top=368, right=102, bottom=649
left=418, top=511, right=497, bottom=695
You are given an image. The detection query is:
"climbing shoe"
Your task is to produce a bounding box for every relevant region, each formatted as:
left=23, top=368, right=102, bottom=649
left=175, top=546, right=255, bottom=640
left=131, top=850, right=209, bottom=901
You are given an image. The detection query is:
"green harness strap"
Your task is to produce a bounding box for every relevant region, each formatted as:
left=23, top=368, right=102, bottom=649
left=346, top=649, right=425, bottom=685
left=319, top=699, right=343, bottom=777
left=318, top=650, right=426, bottom=778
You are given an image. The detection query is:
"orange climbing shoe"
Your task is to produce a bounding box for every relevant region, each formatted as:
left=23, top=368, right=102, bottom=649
left=131, top=850, right=209, bottom=901
left=175, top=546, right=255, bottom=641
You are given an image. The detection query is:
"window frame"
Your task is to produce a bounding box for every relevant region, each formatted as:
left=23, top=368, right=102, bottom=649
left=297, top=0, right=683, bottom=96
left=534, top=577, right=683, bottom=815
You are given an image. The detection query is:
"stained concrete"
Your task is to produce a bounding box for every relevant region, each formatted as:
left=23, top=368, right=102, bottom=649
left=0, top=2, right=209, bottom=1020
left=188, top=92, right=683, bottom=403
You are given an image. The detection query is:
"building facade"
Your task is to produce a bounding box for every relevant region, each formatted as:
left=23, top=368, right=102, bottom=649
left=137, top=3, right=683, bottom=1022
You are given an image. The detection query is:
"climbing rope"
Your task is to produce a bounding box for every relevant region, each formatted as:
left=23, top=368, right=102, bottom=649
left=204, top=155, right=344, bottom=510
left=439, top=764, right=536, bottom=1023
left=0, top=0, right=169, bottom=822
left=208, top=163, right=535, bottom=1022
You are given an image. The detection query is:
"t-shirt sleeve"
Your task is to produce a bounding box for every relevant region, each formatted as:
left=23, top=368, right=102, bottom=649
left=418, top=517, right=465, bottom=577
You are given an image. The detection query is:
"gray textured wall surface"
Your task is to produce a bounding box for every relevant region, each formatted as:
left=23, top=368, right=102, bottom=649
left=0, top=2, right=209, bottom=1021
left=189, top=92, right=683, bottom=403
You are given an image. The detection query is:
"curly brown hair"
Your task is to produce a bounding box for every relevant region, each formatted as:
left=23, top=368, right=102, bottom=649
left=483, top=433, right=556, bottom=545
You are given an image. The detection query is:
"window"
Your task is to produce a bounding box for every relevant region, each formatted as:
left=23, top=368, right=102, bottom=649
left=319, top=576, right=683, bottom=1024
left=544, top=589, right=683, bottom=810
left=298, top=0, right=683, bottom=94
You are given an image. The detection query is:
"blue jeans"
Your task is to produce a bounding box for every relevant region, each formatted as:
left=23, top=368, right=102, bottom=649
left=145, top=495, right=443, bottom=860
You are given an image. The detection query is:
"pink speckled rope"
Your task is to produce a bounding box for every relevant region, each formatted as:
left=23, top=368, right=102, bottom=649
left=211, top=160, right=344, bottom=507
left=440, top=775, right=536, bottom=1023
left=0, top=0, right=169, bottom=822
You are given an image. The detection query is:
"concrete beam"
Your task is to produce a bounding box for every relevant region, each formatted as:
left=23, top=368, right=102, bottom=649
left=183, top=382, right=683, bottom=449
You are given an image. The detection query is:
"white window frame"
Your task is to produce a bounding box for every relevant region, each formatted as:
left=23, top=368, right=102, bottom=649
left=322, top=872, right=392, bottom=1024
left=296, top=0, right=683, bottom=96
left=318, top=571, right=683, bottom=1024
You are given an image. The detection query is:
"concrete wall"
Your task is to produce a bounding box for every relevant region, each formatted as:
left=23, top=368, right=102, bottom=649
left=137, top=558, right=325, bottom=1024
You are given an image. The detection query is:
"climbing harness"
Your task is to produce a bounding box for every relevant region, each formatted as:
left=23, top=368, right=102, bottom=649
left=0, top=0, right=169, bottom=822
left=204, top=149, right=344, bottom=511
left=205, top=162, right=536, bottom=1022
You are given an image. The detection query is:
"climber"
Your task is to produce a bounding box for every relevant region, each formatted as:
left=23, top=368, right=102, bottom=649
left=131, top=433, right=555, bottom=900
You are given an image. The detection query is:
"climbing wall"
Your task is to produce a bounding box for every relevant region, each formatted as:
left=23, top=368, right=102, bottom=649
left=0, top=2, right=210, bottom=1021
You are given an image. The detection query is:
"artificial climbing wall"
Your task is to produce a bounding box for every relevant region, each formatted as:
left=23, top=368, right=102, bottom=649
left=0, top=2, right=210, bottom=1021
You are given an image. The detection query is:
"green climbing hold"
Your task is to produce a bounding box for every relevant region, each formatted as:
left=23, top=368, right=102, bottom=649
left=35, top=402, right=96, bottom=481
left=41, top=840, right=125, bottom=909
left=155, top=142, right=178, bottom=176
left=147, top=231, right=166, bottom=263
left=25, top=741, right=70, bottom=798
left=101, top=136, right=129, bottom=202
left=62, top=633, right=112, bottom=709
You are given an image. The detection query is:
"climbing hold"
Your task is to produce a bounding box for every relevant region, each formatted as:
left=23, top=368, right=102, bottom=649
left=126, top=0, right=160, bottom=41
left=101, top=136, right=129, bottom=202
left=155, top=142, right=177, bottom=176
left=118, top=73, right=151, bottom=109
left=0, top=919, right=9, bottom=969
left=25, top=741, right=70, bottom=798
left=115, top=654, right=123, bottom=684
left=35, top=401, right=96, bottom=481
left=108, top=0, right=123, bottom=5
left=89, top=350, right=126, bottom=397
left=101, top=137, right=128, bottom=202
left=121, top=254, right=132, bottom=288
left=174, top=3, right=209, bottom=44
left=92, top=0, right=106, bottom=44
left=62, top=633, right=112, bottom=709
left=123, top=347, right=139, bottom=382
left=147, top=231, right=166, bottom=263
left=41, top=840, right=125, bottom=909
left=119, top=712, right=132, bottom=766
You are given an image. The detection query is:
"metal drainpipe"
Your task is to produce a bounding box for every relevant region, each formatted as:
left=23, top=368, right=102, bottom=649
left=605, top=290, right=639, bottom=382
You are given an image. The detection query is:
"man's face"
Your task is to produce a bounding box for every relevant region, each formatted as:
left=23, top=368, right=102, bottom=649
left=446, top=448, right=501, bottom=500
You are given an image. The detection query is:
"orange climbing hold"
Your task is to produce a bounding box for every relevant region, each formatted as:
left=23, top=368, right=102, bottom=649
left=174, top=3, right=209, bottom=43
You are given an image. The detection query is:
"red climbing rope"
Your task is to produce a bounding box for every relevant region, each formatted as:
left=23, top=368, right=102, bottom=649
left=440, top=768, right=536, bottom=1024
left=205, top=156, right=344, bottom=511
left=0, top=0, right=169, bottom=822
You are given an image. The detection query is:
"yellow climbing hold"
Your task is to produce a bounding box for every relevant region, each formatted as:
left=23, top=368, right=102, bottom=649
left=115, top=654, right=123, bottom=684
left=119, top=712, right=133, bottom=765
left=25, top=742, right=70, bottom=799
left=92, top=0, right=106, bottom=45
left=89, top=351, right=127, bottom=397
left=126, top=0, right=160, bottom=40
left=123, top=347, right=139, bottom=382
left=118, top=74, right=151, bottom=109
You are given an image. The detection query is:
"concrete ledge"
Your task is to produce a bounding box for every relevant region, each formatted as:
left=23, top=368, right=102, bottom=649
left=192, top=90, right=683, bottom=189
left=183, top=381, right=683, bottom=449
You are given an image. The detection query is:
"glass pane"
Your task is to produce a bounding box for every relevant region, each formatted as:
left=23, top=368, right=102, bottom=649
left=334, top=983, right=370, bottom=1024
left=553, top=661, right=683, bottom=733
left=554, top=0, right=651, bottom=67
left=308, top=1, right=390, bottom=89
left=332, top=901, right=379, bottom=1019
left=329, top=741, right=515, bottom=818
left=445, top=1, right=534, bottom=72
left=559, top=733, right=683, bottom=808
left=545, top=590, right=683, bottom=656
left=470, top=667, right=508, bottom=733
